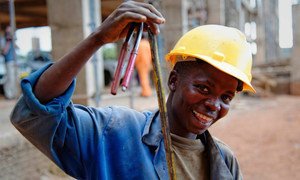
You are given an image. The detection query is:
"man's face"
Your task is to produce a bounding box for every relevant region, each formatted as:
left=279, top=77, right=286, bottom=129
left=167, top=61, right=238, bottom=138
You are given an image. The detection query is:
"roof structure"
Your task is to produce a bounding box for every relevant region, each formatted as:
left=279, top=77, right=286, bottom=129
left=0, top=0, right=122, bottom=30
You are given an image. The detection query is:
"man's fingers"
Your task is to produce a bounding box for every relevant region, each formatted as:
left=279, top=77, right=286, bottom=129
left=130, top=8, right=165, bottom=24
left=119, top=23, right=132, bottom=39
left=146, top=22, right=160, bottom=35
left=131, top=1, right=165, bottom=21
left=115, top=11, right=146, bottom=26
left=96, top=1, right=164, bottom=44
left=116, top=12, right=162, bottom=35
left=117, top=1, right=165, bottom=24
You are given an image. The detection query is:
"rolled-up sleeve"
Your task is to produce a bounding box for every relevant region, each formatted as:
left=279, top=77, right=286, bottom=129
left=10, top=64, right=112, bottom=179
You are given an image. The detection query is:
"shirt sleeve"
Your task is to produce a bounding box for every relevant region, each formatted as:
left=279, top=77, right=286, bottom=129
left=10, top=64, right=113, bottom=179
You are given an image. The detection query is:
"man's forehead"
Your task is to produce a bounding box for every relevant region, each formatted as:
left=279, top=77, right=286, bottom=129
left=171, top=60, right=212, bottom=80
left=173, top=59, right=207, bottom=71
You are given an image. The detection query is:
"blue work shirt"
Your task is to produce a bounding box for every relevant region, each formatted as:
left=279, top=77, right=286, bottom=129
left=11, top=64, right=242, bottom=180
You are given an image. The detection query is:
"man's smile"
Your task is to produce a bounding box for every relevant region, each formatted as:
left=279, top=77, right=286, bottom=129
left=192, top=110, right=213, bottom=126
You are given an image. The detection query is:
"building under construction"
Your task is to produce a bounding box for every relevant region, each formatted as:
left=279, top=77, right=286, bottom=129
left=1, top=0, right=300, bottom=100
left=0, top=0, right=300, bottom=179
left=161, top=0, right=300, bottom=96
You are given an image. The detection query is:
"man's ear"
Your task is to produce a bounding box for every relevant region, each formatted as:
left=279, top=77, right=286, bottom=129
left=168, top=70, right=178, bottom=92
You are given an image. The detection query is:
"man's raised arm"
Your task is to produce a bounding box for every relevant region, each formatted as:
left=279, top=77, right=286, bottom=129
left=33, top=1, right=165, bottom=103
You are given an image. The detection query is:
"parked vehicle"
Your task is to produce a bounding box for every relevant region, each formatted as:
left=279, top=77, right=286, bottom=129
left=27, top=51, right=52, bottom=73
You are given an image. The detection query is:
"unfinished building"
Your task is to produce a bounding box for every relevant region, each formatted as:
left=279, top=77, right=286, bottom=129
left=161, top=0, right=299, bottom=96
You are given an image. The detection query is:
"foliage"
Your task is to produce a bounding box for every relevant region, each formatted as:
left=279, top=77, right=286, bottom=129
left=102, top=43, right=117, bottom=60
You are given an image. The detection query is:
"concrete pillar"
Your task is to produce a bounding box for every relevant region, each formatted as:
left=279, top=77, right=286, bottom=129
left=254, top=0, right=266, bottom=65
left=291, top=4, right=300, bottom=95
left=262, top=0, right=280, bottom=63
left=206, top=0, right=225, bottom=25
left=161, top=0, right=188, bottom=54
left=47, top=0, right=103, bottom=105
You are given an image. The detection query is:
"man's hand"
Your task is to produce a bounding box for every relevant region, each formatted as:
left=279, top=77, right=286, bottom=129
left=94, top=1, right=165, bottom=45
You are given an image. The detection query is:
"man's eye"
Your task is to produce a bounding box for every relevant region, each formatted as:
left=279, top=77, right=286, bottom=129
left=222, top=95, right=233, bottom=104
left=195, top=85, right=209, bottom=93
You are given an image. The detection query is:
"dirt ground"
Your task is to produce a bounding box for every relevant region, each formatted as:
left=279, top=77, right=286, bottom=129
left=210, top=95, right=300, bottom=180
left=2, top=94, right=299, bottom=179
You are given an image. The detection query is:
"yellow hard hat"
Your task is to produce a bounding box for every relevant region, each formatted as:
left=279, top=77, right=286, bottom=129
left=165, top=24, right=255, bottom=93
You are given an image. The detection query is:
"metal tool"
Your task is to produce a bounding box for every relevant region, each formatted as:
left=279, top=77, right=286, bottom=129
left=111, top=22, right=176, bottom=179
left=110, top=22, right=144, bottom=95
left=148, top=29, right=176, bottom=180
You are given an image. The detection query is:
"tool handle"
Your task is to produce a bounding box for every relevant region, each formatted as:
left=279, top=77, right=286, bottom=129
left=111, top=42, right=128, bottom=95
left=121, top=51, right=138, bottom=91
left=111, top=23, right=137, bottom=95
left=121, top=22, right=144, bottom=91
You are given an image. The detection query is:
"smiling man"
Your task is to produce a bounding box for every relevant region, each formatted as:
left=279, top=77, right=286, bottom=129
left=163, top=25, right=254, bottom=179
left=10, top=1, right=254, bottom=180
left=168, top=61, right=238, bottom=137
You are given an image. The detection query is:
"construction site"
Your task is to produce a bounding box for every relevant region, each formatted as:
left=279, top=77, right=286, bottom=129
left=0, top=0, right=300, bottom=179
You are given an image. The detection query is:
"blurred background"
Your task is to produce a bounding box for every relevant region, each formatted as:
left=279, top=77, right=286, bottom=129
left=0, top=0, right=300, bottom=179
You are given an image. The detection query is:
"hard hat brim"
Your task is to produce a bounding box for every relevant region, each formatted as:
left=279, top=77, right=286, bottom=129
left=166, top=53, right=256, bottom=93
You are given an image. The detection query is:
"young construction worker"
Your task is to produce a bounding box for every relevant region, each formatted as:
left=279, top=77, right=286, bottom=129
left=10, top=1, right=255, bottom=179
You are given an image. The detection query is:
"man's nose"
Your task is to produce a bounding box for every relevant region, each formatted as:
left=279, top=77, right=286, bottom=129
left=204, top=98, right=221, bottom=111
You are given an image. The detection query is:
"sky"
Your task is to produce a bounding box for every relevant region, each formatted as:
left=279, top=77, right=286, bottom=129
left=279, top=0, right=293, bottom=48
left=15, top=26, right=52, bottom=56
left=14, top=0, right=294, bottom=56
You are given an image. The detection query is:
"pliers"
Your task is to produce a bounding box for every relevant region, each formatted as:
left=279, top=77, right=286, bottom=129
left=111, top=22, right=144, bottom=95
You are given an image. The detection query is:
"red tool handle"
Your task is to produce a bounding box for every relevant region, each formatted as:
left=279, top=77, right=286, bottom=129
left=110, top=42, right=128, bottom=95
left=110, top=22, right=143, bottom=95
left=120, top=22, right=144, bottom=91
left=121, top=51, right=138, bottom=91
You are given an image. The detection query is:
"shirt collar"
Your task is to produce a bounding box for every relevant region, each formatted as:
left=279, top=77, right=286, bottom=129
left=201, top=131, right=234, bottom=179
left=141, top=110, right=210, bottom=148
left=142, top=111, right=234, bottom=179
left=141, top=109, right=163, bottom=148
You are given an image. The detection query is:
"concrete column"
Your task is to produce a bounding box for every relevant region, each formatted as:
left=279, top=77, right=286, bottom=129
left=47, top=0, right=103, bottom=105
left=264, top=0, right=280, bottom=63
left=160, top=0, right=190, bottom=92
left=161, top=0, right=187, bottom=54
left=291, top=4, right=300, bottom=95
left=206, top=0, right=225, bottom=25
left=254, top=0, right=266, bottom=65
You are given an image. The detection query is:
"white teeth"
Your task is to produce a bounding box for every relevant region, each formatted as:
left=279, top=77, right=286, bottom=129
left=192, top=110, right=213, bottom=123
